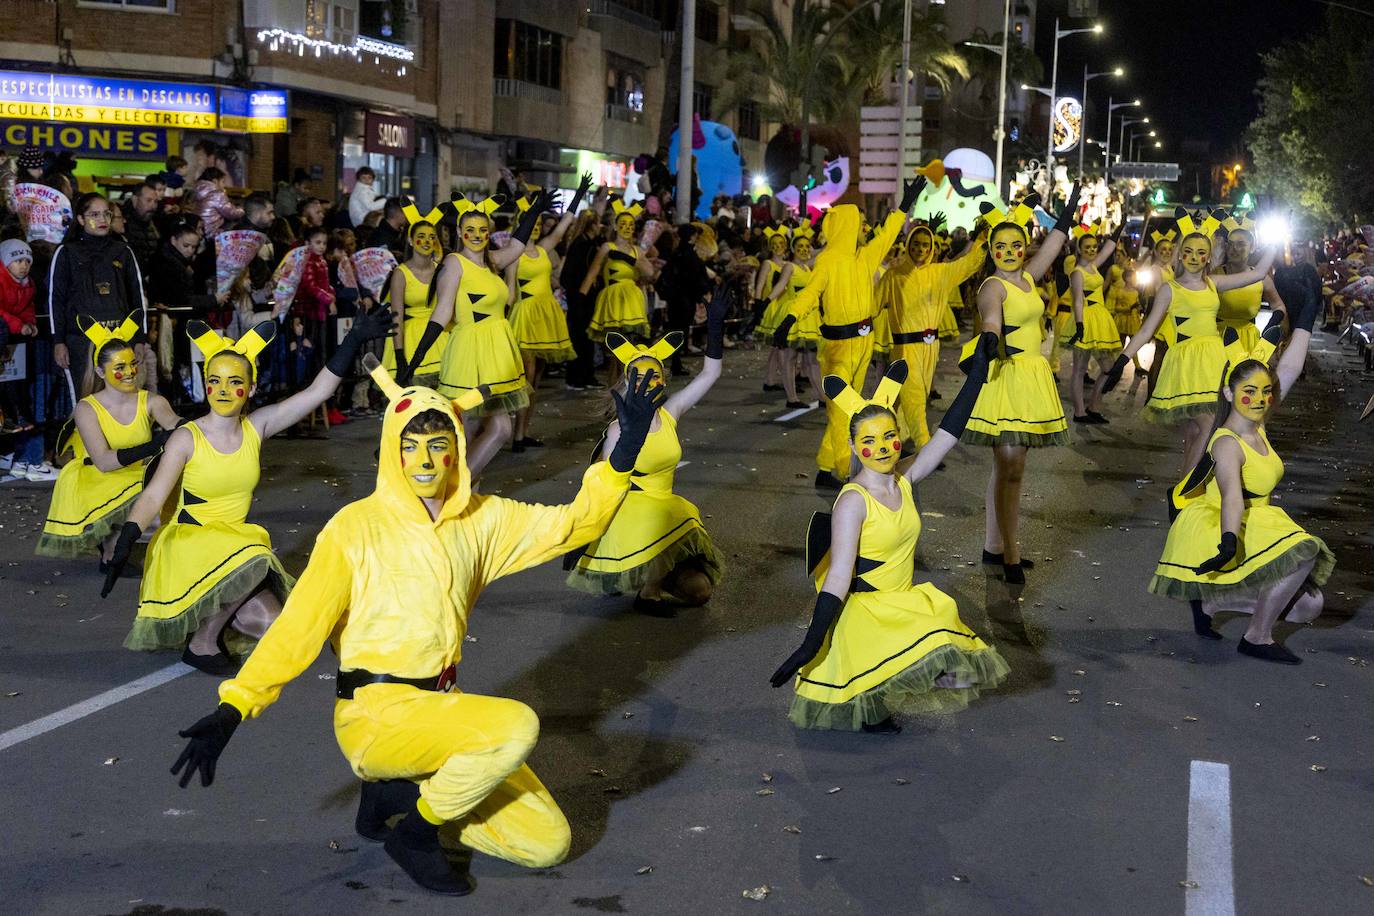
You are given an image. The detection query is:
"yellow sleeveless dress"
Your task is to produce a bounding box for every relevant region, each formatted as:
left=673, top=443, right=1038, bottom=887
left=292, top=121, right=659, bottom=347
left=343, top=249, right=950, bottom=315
left=1110, top=283, right=1143, bottom=337
left=1074, top=266, right=1123, bottom=359
left=1216, top=276, right=1264, bottom=350
left=962, top=272, right=1069, bottom=447
left=125, top=419, right=294, bottom=651
left=1143, top=278, right=1226, bottom=424
left=784, top=262, right=820, bottom=351
left=755, top=260, right=788, bottom=341
left=381, top=263, right=446, bottom=383
left=37, top=391, right=152, bottom=557
left=1152, top=265, right=1177, bottom=344
left=509, top=247, right=576, bottom=362
left=437, top=257, right=529, bottom=416
left=939, top=282, right=961, bottom=340
left=588, top=244, right=649, bottom=341
left=567, top=408, right=723, bottom=594
left=790, top=477, right=1009, bottom=730
left=1151, top=428, right=1335, bottom=601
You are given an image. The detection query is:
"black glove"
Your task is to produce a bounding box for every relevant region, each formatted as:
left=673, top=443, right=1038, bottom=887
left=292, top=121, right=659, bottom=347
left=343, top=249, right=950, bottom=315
left=115, top=428, right=172, bottom=467
left=1101, top=353, right=1130, bottom=393
left=1193, top=531, right=1238, bottom=575
left=327, top=304, right=395, bottom=378
left=1070, top=321, right=1085, bottom=345
left=898, top=175, right=927, bottom=214
left=770, top=592, right=843, bottom=687
left=928, top=211, right=947, bottom=232
left=170, top=704, right=242, bottom=788
left=608, top=366, right=668, bottom=473
left=1289, top=288, right=1321, bottom=333
left=1110, top=221, right=1126, bottom=245
left=570, top=172, right=593, bottom=213
left=398, top=320, right=444, bottom=386
left=704, top=285, right=729, bottom=360
left=940, top=330, right=997, bottom=438
left=772, top=314, right=797, bottom=349
left=100, top=521, right=141, bottom=598
left=1052, top=183, right=1084, bottom=235
left=512, top=189, right=556, bottom=245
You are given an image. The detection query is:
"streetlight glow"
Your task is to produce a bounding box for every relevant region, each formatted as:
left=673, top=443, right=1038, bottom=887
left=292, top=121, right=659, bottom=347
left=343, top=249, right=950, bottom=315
left=1092, top=24, right=1104, bottom=33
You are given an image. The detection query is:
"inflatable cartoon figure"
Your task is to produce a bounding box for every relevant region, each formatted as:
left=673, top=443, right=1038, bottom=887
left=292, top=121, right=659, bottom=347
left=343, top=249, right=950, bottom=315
left=775, top=157, right=851, bottom=217
left=910, top=149, right=1006, bottom=233
left=669, top=116, right=744, bottom=220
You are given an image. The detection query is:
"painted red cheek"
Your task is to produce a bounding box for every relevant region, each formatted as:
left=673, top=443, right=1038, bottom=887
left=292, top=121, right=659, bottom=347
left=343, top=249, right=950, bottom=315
left=442, top=455, right=451, bottom=466
left=394, top=398, right=412, bottom=414
left=892, top=441, right=901, bottom=453
left=861, top=448, right=872, bottom=458
left=1241, top=396, right=1251, bottom=405
left=235, top=388, right=244, bottom=398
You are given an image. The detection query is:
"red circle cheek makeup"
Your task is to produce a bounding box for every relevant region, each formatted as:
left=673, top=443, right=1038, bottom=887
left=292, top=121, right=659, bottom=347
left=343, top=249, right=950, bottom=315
left=861, top=448, right=872, bottom=458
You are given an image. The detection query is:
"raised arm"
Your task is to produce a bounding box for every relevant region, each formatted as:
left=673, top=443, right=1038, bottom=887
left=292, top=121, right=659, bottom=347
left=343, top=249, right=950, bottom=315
left=664, top=284, right=727, bottom=419
left=1025, top=183, right=1082, bottom=280
left=540, top=173, right=592, bottom=251
left=493, top=187, right=555, bottom=272
left=1213, top=246, right=1278, bottom=293
left=905, top=330, right=998, bottom=483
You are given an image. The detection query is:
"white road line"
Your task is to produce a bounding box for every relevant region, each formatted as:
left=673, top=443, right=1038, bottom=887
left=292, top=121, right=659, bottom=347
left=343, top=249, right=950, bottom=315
left=774, top=402, right=820, bottom=423
left=0, top=662, right=192, bottom=754
left=676, top=460, right=690, bottom=469
left=1186, top=760, right=1236, bottom=916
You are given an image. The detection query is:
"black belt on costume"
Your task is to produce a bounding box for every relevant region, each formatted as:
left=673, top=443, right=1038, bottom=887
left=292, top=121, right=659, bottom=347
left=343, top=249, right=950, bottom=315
left=1056, top=306, right=1071, bottom=314
left=820, top=318, right=874, bottom=340
left=336, top=665, right=455, bottom=699
left=891, top=330, right=939, bottom=345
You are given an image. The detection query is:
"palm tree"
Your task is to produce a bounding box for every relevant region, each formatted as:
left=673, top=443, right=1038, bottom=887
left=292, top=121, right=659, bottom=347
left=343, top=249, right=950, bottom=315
left=833, top=0, right=969, bottom=112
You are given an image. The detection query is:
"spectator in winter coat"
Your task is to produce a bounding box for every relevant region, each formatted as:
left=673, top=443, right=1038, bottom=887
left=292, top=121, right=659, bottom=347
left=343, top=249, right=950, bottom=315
left=187, top=167, right=244, bottom=238
left=274, top=168, right=310, bottom=224
left=120, top=181, right=162, bottom=272
left=0, top=238, right=37, bottom=339
left=347, top=166, right=387, bottom=228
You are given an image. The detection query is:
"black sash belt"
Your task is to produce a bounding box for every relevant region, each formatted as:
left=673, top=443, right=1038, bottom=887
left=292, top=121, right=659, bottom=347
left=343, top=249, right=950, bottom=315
left=892, top=330, right=939, bottom=345
left=820, top=318, right=874, bottom=340
left=336, top=665, right=455, bottom=699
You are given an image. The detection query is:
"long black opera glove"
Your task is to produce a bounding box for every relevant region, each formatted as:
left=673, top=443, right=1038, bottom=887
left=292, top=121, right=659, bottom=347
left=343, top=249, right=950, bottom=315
left=511, top=189, right=556, bottom=246
left=608, top=367, right=667, bottom=473
left=397, top=320, right=444, bottom=387
left=1070, top=321, right=1085, bottom=345
left=1101, top=353, right=1130, bottom=393
left=939, top=331, right=998, bottom=439
left=1052, top=183, right=1084, bottom=235
left=772, top=314, right=797, bottom=350
left=115, top=428, right=172, bottom=467
left=327, top=304, right=395, bottom=378
left=899, top=175, right=927, bottom=214
left=770, top=592, right=844, bottom=687
left=170, top=704, right=242, bottom=788
left=1289, top=285, right=1321, bottom=333
left=704, top=285, right=729, bottom=360
left=569, top=172, right=593, bottom=214
left=1194, top=531, right=1238, bottom=575
left=100, top=521, right=142, bottom=598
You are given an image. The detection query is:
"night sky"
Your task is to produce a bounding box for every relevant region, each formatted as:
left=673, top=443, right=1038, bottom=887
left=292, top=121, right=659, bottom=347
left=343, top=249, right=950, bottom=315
left=1037, top=0, right=1328, bottom=159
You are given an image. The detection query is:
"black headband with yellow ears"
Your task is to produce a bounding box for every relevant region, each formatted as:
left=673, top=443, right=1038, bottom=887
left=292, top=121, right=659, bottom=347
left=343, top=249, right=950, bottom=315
left=1174, top=207, right=1221, bottom=241
left=979, top=193, right=1040, bottom=237
left=823, top=360, right=908, bottom=419
left=1223, top=211, right=1256, bottom=235
left=1073, top=218, right=1107, bottom=241
left=454, top=197, right=502, bottom=221
left=607, top=331, right=683, bottom=376
left=791, top=224, right=815, bottom=247
left=78, top=311, right=141, bottom=366
left=1150, top=227, right=1179, bottom=247
left=1221, top=322, right=1281, bottom=384
left=611, top=200, right=643, bottom=221
left=188, top=319, right=277, bottom=381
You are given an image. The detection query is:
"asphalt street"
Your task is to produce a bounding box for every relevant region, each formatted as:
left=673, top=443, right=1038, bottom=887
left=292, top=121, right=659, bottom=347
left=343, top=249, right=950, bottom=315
left=1, top=334, right=1371, bottom=916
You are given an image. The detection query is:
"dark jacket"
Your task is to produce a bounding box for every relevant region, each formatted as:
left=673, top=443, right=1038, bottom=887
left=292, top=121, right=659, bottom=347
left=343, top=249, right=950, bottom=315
left=120, top=200, right=161, bottom=272
left=47, top=232, right=145, bottom=339
left=145, top=240, right=215, bottom=315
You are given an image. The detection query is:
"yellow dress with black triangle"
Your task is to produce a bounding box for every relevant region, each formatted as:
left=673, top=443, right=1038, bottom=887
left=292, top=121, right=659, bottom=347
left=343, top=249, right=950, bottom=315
left=125, top=419, right=294, bottom=651
left=783, top=263, right=820, bottom=351
left=509, top=247, right=576, bottom=362
left=1110, top=283, right=1143, bottom=337
left=1073, top=266, right=1123, bottom=360
left=1152, top=265, right=1177, bottom=344
left=36, top=391, right=152, bottom=558
left=961, top=272, right=1069, bottom=447
left=1143, top=278, right=1226, bottom=424
left=1216, top=276, right=1263, bottom=350
left=588, top=245, right=649, bottom=342
left=1150, top=427, right=1335, bottom=601
left=381, top=263, right=447, bottom=384
left=790, top=477, right=1009, bottom=731
left=566, top=408, right=723, bottom=594
left=754, top=259, right=788, bottom=341
left=437, top=258, right=529, bottom=416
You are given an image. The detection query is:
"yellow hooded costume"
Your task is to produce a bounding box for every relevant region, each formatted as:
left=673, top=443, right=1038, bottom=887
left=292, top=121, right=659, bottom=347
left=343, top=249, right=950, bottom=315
left=785, top=205, right=906, bottom=477
left=217, top=357, right=635, bottom=866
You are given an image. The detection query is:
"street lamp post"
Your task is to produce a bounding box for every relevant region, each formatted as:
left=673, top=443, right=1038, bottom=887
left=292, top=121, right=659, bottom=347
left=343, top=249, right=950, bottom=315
left=1118, top=116, right=1148, bottom=161
left=1078, top=65, right=1122, bottom=179
left=1043, top=18, right=1101, bottom=198
left=1103, top=96, right=1140, bottom=177
left=961, top=0, right=1013, bottom=198
left=1128, top=128, right=1156, bottom=161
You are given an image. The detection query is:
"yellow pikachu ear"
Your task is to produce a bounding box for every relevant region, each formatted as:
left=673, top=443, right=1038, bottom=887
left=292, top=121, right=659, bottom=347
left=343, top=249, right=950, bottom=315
left=235, top=320, right=277, bottom=366
left=452, top=384, right=490, bottom=414
left=402, top=202, right=422, bottom=225
left=77, top=314, right=113, bottom=350
left=115, top=311, right=141, bottom=343
left=872, top=360, right=908, bottom=408
left=606, top=332, right=642, bottom=367
left=187, top=320, right=229, bottom=362
left=978, top=201, right=1008, bottom=226
left=822, top=375, right=867, bottom=417
left=363, top=353, right=404, bottom=401
left=648, top=332, right=684, bottom=362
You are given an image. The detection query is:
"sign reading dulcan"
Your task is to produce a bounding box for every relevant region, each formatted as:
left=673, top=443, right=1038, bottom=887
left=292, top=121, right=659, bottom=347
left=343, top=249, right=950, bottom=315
left=0, top=70, right=216, bottom=128
left=365, top=111, right=415, bottom=158
left=219, top=87, right=289, bottom=133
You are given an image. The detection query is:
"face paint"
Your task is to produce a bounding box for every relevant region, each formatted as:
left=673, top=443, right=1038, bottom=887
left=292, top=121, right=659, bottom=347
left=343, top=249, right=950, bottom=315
left=460, top=216, right=490, bottom=253
left=852, top=413, right=901, bottom=474
left=400, top=430, right=458, bottom=499
left=1233, top=371, right=1274, bottom=422
left=1180, top=238, right=1211, bottom=273
left=991, top=228, right=1026, bottom=271
left=528, top=216, right=543, bottom=243
left=769, top=235, right=787, bottom=257
left=205, top=354, right=251, bottom=417
left=1228, top=231, right=1253, bottom=266
left=793, top=239, right=812, bottom=260
left=411, top=225, right=438, bottom=257
left=102, top=347, right=139, bottom=394
left=908, top=232, right=933, bottom=266
left=616, top=214, right=637, bottom=242
left=627, top=357, right=666, bottom=392
left=1156, top=241, right=1175, bottom=263
left=1079, top=237, right=1100, bottom=260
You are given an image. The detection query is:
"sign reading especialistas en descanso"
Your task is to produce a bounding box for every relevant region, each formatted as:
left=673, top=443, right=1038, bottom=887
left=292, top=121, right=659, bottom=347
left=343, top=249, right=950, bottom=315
left=0, top=70, right=217, bottom=128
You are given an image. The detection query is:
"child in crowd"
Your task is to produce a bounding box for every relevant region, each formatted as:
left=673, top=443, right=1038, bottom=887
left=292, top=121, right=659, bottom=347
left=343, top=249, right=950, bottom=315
left=290, top=227, right=335, bottom=385
left=0, top=239, right=55, bottom=482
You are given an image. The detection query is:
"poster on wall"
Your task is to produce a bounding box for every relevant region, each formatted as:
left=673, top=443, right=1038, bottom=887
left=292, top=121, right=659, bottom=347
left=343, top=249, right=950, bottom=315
left=10, top=182, right=72, bottom=243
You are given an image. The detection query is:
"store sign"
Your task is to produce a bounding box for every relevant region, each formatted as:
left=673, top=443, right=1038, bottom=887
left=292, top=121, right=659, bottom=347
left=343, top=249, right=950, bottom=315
left=0, top=70, right=216, bottom=128
left=0, top=120, right=166, bottom=157
left=1052, top=97, right=1082, bottom=154
left=564, top=149, right=630, bottom=190
left=219, top=87, right=289, bottom=134
left=365, top=111, right=415, bottom=158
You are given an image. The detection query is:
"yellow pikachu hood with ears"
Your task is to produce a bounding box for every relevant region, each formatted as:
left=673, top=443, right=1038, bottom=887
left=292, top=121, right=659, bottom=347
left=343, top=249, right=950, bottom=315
left=365, top=354, right=486, bottom=525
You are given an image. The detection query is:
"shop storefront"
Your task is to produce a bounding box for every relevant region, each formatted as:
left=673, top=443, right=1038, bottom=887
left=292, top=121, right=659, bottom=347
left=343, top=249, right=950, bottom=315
left=558, top=147, right=632, bottom=191
left=342, top=108, right=415, bottom=201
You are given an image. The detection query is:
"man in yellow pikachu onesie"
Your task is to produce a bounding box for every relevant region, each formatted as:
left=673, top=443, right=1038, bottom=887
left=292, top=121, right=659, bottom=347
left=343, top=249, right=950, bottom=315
left=168, top=356, right=665, bottom=896
left=773, top=176, right=923, bottom=488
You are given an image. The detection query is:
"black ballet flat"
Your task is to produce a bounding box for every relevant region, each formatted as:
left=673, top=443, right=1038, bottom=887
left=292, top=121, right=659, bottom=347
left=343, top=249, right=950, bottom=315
left=510, top=441, right=526, bottom=454
left=632, top=595, right=677, bottom=618
left=1073, top=414, right=1094, bottom=424
left=1191, top=600, right=1222, bottom=640
left=982, top=551, right=1033, bottom=569
left=517, top=437, right=545, bottom=449
left=1085, top=411, right=1110, bottom=424
left=1238, top=638, right=1301, bottom=665
left=785, top=400, right=809, bottom=408
left=928, top=389, right=942, bottom=401
left=861, top=717, right=903, bottom=735
left=1003, top=563, right=1027, bottom=585
left=180, top=644, right=240, bottom=677
left=763, top=384, right=784, bottom=392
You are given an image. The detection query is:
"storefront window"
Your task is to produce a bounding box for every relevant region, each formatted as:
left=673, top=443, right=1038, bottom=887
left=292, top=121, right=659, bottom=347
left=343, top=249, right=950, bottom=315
left=342, top=109, right=412, bottom=202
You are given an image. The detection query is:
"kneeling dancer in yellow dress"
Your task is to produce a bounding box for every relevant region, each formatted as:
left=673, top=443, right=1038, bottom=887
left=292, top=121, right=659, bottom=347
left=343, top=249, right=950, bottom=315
left=37, top=312, right=181, bottom=566
left=165, top=356, right=664, bottom=895
left=769, top=343, right=1009, bottom=731
left=102, top=308, right=394, bottom=674
left=1150, top=295, right=1334, bottom=664
left=566, top=292, right=729, bottom=614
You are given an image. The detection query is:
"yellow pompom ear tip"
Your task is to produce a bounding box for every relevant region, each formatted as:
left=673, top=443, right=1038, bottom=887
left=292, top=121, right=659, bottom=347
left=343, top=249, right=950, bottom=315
left=453, top=385, right=488, bottom=413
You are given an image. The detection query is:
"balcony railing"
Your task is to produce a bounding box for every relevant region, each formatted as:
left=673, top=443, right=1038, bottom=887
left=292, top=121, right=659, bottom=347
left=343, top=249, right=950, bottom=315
left=493, top=78, right=563, bottom=106
left=605, top=103, right=643, bottom=124
left=588, top=0, right=660, bottom=33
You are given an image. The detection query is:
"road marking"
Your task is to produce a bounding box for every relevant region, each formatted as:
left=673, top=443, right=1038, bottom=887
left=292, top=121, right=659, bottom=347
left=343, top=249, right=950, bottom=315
left=0, top=662, right=192, bottom=754
left=676, top=460, right=690, bottom=469
left=1186, top=760, right=1236, bottom=916
left=774, top=402, right=820, bottom=423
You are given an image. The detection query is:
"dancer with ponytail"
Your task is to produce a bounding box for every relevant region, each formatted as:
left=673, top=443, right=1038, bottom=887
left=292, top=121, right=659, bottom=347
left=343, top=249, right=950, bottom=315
left=1066, top=219, right=1124, bottom=424
left=754, top=226, right=793, bottom=397
left=382, top=212, right=443, bottom=385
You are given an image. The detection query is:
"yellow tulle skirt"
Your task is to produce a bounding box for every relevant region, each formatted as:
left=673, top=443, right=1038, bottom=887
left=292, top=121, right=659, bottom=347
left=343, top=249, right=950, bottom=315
left=567, top=490, right=724, bottom=595
left=36, top=460, right=144, bottom=558
left=756, top=297, right=790, bottom=342
left=1115, top=307, right=1142, bottom=338
left=589, top=280, right=649, bottom=342
left=938, top=303, right=960, bottom=340
left=1075, top=302, right=1123, bottom=360
left=961, top=353, right=1069, bottom=447
left=437, top=317, right=530, bottom=416
left=1142, top=335, right=1225, bottom=424
left=509, top=290, right=577, bottom=363
left=788, top=308, right=822, bottom=352
left=383, top=307, right=449, bottom=384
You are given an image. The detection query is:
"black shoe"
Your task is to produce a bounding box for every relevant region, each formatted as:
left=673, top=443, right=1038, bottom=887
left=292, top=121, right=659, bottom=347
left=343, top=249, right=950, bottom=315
left=633, top=594, right=677, bottom=618
left=1237, top=637, right=1301, bottom=665
left=1003, top=563, right=1027, bottom=585
left=517, top=436, right=545, bottom=449
left=861, top=716, right=902, bottom=735
left=1073, top=414, right=1093, bottom=424
left=1191, top=600, right=1222, bottom=640
left=928, top=389, right=942, bottom=401
left=982, top=550, right=1033, bottom=569
left=384, top=810, right=475, bottom=896
left=511, top=441, right=526, bottom=454
left=785, top=399, right=809, bottom=409
left=180, top=644, right=240, bottom=677
left=815, top=470, right=843, bottom=491
left=763, top=384, right=784, bottom=392
left=357, top=779, right=421, bottom=842
left=1085, top=411, right=1110, bottom=424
